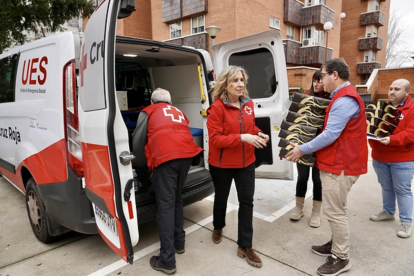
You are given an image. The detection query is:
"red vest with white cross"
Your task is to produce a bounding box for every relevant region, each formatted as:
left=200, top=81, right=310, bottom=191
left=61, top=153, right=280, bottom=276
left=143, top=103, right=202, bottom=170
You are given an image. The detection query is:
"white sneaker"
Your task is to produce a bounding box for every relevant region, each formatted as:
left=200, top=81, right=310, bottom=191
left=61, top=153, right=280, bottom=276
left=370, top=210, right=395, bottom=221
left=397, top=222, right=412, bottom=238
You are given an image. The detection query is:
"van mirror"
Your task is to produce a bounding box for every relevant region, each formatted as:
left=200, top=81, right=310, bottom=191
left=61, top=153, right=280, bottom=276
left=118, top=0, right=135, bottom=19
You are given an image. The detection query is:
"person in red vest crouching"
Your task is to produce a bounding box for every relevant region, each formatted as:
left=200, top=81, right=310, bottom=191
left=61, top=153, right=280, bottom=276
left=286, top=58, right=368, bottom=276
left=132, top=88, right=203, bottom=274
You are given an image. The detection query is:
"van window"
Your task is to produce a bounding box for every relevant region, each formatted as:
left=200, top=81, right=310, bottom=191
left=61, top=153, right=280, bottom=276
left=115, top=60, right=152, bottom=108
left=0, top=54, right=18, bottom=103
left=229, top=48, right=276, bottom=99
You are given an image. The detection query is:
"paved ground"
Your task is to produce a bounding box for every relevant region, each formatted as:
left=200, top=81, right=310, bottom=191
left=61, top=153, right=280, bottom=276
left=1, top=155, right=413, bottom=276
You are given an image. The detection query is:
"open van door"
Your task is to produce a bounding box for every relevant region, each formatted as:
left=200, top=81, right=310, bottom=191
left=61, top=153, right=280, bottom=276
left=78, top=0, right=138, bottom=264
left=213, top=30, right=294, bottom=180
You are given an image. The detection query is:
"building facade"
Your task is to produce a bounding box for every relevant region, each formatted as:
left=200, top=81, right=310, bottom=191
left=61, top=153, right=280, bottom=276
left=112, top=0, right=391, bottom=91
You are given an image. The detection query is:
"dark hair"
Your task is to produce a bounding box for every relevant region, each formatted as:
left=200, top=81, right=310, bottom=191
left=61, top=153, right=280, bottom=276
left=321, top=58, right=350, bottom=81
left=308, top=70, right=324, bottom=96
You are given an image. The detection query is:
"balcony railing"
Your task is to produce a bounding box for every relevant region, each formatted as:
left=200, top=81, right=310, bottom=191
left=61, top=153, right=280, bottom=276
left=357, top=62, right=381, bottom=75
left=301, top=5, right=335, bottom=27
left=284, top=39, right=332, bottom=66
left=360, top=11, right=386, bottom=27
left=359, top=37, right=383, bottom=51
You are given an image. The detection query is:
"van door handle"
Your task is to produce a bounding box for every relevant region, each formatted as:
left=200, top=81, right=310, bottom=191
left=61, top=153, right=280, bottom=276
left=119, top=151, right=136, bottom=165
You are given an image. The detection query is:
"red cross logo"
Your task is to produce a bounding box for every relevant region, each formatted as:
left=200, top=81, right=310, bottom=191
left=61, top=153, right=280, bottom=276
left=244, top=106, right=253, bottom=115
left=163, top=106, right=184, bottom=123
left=79, top=44, right=87, bottom=87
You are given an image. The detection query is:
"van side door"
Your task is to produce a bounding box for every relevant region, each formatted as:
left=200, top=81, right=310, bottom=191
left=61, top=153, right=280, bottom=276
left=213, top=30, right=294, bottom=180
left=78, top=0, right=138, bottom=264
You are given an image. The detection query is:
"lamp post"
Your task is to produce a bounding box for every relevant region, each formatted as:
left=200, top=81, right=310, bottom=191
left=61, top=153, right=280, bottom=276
left=205, top=26, right=221, bottom=70
left=323, top=21, right=333, bottom=63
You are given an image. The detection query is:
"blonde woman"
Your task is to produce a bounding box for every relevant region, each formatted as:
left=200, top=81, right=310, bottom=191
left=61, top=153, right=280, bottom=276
left=207, top=66, right=269, bottom=268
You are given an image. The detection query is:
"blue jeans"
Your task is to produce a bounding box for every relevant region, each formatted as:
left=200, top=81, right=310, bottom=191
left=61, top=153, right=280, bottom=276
left=372, top=159, right=414, bottom=222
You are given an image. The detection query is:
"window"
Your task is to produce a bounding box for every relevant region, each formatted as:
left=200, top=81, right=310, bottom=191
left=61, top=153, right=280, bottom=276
left=366, top=25, right=378, bottom=38
left=170, top=22, right=182, bottom=39
left=191, top=15, right=205, bottom=34
left=269, top=17, right=280, bottom=29
left=302, top=27, right=324, bottom=46
left=306, top=0, right=325, bottom=6
left=364, top=50, right=376, bottom=62
left=286, top=25, right=295, bottom=40
left=0, top=54, right=18, bottom=103
left=229, top=48, right=276, bottom=99
left=367, top=0, right=380, bottom=12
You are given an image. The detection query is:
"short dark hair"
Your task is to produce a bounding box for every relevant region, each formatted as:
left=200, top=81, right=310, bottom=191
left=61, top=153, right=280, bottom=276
left=321, top=58, right=350, bottom=81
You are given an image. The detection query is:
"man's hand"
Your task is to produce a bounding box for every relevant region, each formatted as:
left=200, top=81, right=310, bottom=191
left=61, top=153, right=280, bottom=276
left=379, top=136, right=390, bottom=145
left=285, top=142, right=303, bottom=163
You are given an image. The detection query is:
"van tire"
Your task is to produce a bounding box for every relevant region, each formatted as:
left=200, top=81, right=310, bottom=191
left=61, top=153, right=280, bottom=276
left=25, top=178, right=55, bottom=243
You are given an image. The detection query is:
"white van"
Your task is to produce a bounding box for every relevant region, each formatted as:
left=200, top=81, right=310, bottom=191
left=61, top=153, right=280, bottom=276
left=0, top=0, right=292, bottom=264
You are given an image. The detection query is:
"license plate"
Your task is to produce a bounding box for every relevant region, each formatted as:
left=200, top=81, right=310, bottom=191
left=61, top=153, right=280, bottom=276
left=95, top=205, right=118, bottom=236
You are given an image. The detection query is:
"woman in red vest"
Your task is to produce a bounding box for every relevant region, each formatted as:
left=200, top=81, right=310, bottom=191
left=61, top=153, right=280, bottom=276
left=207, top=66, right=269, bottom=268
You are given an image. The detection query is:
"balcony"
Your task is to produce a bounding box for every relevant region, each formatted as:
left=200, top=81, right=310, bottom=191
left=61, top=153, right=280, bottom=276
left=284, top=0, right=303, bottom=26
left=360, top=11, right=386, bottom=27
left=162, top=0, right=207, bottom=23
left=283, top=0, right=334, bottom=27
left=357, top=62, right=381, bottom=75
left=284, top=40, right=302, bottom=64
left=284, top=39, right=332, bottom=66
left=165, top=33, right=209, bottom=51
left=301, top=5, right=335, bottom=27
left=301, top=45, right=332, bottom=66
left=359, top=37, right=383, bottom=51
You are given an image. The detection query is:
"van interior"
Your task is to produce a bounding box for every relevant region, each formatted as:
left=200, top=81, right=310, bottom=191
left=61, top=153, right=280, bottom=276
left=114, top=37, right=213, bottom=222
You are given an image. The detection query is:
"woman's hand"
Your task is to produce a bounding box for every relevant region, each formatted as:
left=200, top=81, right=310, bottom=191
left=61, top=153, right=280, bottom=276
left=257, top=132, right=270, bottom=143
left=241, top=134, right=267, bottom=149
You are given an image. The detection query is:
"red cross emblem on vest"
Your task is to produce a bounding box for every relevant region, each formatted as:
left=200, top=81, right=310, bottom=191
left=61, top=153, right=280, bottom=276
left=163, top=105, right=185, bottom=123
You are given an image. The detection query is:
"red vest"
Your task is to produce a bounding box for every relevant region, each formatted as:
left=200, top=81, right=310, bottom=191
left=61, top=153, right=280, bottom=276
left=315, top=85, right=368, bottom=175
left=143, top=103, right=202, bottom=170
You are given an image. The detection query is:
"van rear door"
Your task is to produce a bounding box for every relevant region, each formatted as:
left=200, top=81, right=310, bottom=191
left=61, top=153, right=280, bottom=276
left=213, top=30, right=294, bottom=180
left=78, top=0, right=138, bottom=264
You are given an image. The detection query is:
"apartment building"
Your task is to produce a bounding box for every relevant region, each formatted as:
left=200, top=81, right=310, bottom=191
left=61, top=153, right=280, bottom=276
left=114, top=0, right=390, bottom=89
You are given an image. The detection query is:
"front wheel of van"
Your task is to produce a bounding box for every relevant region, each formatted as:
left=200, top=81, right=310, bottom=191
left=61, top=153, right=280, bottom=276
left=26, top=178, right=55, bottom=243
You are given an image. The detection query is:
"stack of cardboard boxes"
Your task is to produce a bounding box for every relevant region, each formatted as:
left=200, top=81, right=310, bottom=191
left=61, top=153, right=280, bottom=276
left=365, top=101, right=400, bottom=139
left=278, top=93, right=330, bottom=166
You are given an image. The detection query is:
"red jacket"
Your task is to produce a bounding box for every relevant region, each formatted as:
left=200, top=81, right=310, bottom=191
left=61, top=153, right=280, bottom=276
left=207, top=97, right=261, bottom=168
left=316, top=85, right=368, bottom=175
left=369, top=96, right=414, bottom=162
left=143, top=103, right=202, bottom=170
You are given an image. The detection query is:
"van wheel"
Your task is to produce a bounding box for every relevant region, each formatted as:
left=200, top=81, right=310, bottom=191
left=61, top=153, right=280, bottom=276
left=26, top=178, right=55, bottom=243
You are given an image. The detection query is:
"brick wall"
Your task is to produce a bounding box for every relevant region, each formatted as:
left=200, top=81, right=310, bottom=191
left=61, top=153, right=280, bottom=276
left=287, top=67, right=319, bottom=91
left=364, top=67, right=414, bottom=100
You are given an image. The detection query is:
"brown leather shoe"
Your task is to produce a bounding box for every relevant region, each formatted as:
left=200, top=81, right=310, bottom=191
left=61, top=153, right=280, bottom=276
left=212, top=229, right=222, bottom=244
left=237, top=246, right=262, bottom=267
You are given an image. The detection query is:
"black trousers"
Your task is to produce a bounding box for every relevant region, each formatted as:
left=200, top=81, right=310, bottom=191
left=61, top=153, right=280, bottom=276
left=295, top=162, right=322, bottom=201
left=152, top=157, right=193, bottom=265
left=209, top=163, right=255, bottom=248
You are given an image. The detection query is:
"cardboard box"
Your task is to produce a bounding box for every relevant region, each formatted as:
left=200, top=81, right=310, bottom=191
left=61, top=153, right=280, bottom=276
left=286, top=111, right=325, bottom=129
left=289, top=101, right=326, bottom=118
left=281, top=120, right=318, bottom=137
left=279, top=148, right=315, bottom=167
left=292, top=93, right=331, bottom=109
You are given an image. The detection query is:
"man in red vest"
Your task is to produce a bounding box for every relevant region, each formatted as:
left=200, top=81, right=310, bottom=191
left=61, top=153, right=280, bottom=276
left=132, top=88, right=203, bottom=274
left=369, top=79, right=414, bottom=239
left=286, top=58, right=368, bottom=276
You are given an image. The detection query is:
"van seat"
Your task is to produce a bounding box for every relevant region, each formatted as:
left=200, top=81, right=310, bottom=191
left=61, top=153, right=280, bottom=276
left=189, top=127, right=203, bottom=136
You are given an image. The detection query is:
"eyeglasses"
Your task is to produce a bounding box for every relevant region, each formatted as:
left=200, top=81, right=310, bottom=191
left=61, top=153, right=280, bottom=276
left=320, top=72, right=331, bottom=78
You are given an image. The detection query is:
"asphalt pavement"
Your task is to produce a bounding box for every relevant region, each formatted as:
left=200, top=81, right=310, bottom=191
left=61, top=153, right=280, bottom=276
left=0, top=153, right=413, bottom=276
